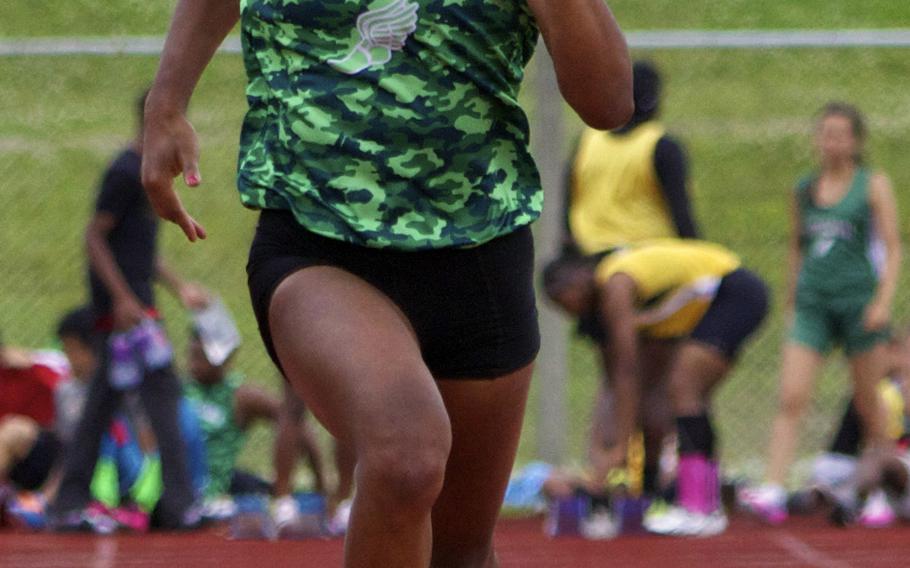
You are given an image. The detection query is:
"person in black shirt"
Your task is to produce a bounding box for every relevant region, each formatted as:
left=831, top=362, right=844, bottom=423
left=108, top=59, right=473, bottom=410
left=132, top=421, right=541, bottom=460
left=49, top=90, right=209, bottom=532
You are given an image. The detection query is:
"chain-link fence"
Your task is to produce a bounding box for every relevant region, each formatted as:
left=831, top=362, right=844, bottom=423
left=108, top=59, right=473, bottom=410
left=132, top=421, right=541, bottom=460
left=3, top=38, right=910, bottom=489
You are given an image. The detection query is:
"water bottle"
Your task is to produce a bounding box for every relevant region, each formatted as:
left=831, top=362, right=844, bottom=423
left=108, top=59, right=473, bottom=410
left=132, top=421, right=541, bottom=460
left=544, top=492, right=589, bottom=537
left=135, top=319, right=173, bottom=371
left=109, top=333, right=141, bottom=391
left=614, top=495, right=650, bottom=534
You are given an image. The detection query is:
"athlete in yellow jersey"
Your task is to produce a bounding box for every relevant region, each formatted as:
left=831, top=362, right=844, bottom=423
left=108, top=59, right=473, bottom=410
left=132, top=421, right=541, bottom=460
left=565, top=61, right=698, bottom=256
left=585, top=239, right=768, bottom=536
left=544, top=62, right=698, bottom=505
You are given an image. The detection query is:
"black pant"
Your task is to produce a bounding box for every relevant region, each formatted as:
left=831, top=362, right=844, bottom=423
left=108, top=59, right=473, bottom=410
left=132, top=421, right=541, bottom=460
left=50, top=334, right=194, bottom=527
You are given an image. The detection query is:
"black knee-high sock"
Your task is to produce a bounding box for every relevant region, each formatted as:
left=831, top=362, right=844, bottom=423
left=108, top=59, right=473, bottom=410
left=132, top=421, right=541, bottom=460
left=677, top=414, right=715, bottom=459
left=643, top=463, right=660, bottom=495
left=829, top=400, right=862, bottom=457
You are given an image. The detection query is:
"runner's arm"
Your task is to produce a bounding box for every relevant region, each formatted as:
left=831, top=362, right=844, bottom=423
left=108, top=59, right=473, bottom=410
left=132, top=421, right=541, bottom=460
left=528, top=0, right=633, bottom=129
left=142, top=0, right=240, bottom=241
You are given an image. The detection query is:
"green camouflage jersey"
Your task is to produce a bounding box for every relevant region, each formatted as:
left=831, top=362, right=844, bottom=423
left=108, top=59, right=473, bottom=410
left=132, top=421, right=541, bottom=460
left=238, top=0, right=541, bottom=249
left=795, top=167, right=883, bottom=298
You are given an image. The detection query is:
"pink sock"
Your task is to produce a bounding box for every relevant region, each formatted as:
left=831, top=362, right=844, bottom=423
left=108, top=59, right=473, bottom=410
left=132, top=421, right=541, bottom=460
left=677, top=455, right=720, bottom=514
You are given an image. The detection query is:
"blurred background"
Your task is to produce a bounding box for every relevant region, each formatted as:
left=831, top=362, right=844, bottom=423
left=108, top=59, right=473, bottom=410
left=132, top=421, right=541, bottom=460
left=3, top=1, right=910, bottom=488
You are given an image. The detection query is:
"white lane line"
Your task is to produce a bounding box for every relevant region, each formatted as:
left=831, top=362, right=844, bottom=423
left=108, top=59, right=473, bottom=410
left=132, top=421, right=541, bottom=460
left=772, top=533, right=854, bottom=568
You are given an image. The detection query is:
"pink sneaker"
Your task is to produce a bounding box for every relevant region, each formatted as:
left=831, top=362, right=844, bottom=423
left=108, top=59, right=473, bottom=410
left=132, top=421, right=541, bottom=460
left=738, top=485, right=788, bottom=524
left=859, top=490, right=896, bottom=528
left=110, top=504, right=150, bottom=533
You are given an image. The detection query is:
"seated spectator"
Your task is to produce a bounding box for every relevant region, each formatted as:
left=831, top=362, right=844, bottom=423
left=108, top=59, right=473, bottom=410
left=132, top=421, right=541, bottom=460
left=1, top=337, right=63, bottom=428
left=183, top=328, right=325, bottom=506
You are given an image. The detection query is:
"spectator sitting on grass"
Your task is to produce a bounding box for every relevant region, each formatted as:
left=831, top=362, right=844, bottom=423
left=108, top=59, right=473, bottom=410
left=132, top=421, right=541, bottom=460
left=183, top=328, right=325, bottom=511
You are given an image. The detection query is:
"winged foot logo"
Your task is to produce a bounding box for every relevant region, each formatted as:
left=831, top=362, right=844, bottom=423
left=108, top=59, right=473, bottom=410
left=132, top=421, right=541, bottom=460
left=328, top=0, right=420, bottom=75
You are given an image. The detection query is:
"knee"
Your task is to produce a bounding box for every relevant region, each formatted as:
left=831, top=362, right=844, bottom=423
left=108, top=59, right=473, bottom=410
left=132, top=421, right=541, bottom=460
left=358, top=422, right=451, bottom=512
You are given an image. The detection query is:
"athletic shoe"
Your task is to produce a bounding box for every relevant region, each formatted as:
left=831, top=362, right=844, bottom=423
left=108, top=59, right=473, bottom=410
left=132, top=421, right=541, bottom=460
left=738, top=484, right=788, bottom=524
left=272, top=495, right=321, bottom=539
left=643, top=505, right=728, bottom=537
left=202, top=496, right=238, bottom=522
left=580, top=507, right=618, bottom=540
left=48, top=502, right=117, bottom=534
left=327, top=498, right=352, bottom=537
left=5, top=492, right=47, bottom=530
left=110, top=504, right=150, bottom=533
left=645, top=497, right=671, bottom=518
left=858, top=490, right=896, bottom=528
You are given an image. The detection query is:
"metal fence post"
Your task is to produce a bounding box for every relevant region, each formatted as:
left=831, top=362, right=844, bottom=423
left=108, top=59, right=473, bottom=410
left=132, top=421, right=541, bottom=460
left=530, top=45, right=568, bottom=465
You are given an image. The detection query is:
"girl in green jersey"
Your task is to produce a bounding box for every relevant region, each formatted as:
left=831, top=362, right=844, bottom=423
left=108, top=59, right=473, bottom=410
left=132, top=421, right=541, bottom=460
left=742, top=103, right=902, bottom=525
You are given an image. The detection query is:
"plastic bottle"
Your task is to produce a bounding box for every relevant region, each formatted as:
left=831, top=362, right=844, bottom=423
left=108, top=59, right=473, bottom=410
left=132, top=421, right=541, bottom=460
left=136, top=319, right=173, bottom=371
left=108, top=333, right=141, bottom=391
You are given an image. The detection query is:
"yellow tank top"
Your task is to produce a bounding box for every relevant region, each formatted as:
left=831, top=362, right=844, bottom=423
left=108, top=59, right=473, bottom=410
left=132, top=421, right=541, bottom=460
left=569, top=122, right=676, bottom=255
left=595, top=239, right=741, bottom=338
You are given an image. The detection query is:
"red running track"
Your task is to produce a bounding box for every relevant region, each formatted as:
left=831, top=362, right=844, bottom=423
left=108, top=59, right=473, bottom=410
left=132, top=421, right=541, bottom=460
left=2, top=514, right=909, bottom=567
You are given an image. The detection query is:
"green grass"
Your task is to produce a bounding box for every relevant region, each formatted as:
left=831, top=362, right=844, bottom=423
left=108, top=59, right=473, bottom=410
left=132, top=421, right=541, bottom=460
left=5, top=3, right=910, bottom=485
left=611, top=0, right=910, bottom=29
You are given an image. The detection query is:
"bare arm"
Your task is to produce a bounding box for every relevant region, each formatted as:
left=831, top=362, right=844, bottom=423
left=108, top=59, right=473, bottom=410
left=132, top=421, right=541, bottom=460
left=86, top=212, right=146, bottom=330
left=600, top=273, right=641, bottom=464
left=155, top=258, right=210, bottom=309
left=865, top=172, right=901, bottom=330
left=142, top=0, right=240, bottom=242
left=527, top=0, right=633, bottom=129
left=234, top=385, right=281, bottom=430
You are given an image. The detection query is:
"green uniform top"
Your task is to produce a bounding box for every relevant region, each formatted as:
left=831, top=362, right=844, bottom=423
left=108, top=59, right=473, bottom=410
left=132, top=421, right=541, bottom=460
left=795, top=167, right=882, bottom=299
left=184, top=372, right=246, bottom=497
left=238, top=0, right=542, bottom=250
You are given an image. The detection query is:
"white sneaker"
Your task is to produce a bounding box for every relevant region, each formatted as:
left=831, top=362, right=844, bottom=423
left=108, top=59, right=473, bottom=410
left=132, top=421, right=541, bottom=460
left=580, top=509, right=619, bottom=540
left=859, top=489, right=896, bottom=528
left=271, top=495, right=302, bottom=534
left=738, top=484, right=788, bottom=524
left=327, top=498, right=353, bottom=536
left=643, top=505, right=728, bottom=537
left=202, top=496, right=238, bottom=522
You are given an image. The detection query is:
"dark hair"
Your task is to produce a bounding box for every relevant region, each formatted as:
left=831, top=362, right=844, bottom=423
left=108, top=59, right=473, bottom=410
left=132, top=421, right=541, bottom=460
left=818, top=101, right=867, bottom=163
left=632, top=60, right=662, bottom=121
left=56, top=306, right=95, bottom=345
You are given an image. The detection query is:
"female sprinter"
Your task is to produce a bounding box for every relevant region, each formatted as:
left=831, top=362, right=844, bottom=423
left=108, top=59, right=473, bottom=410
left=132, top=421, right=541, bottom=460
left=141, top=1, right=633, bottom=565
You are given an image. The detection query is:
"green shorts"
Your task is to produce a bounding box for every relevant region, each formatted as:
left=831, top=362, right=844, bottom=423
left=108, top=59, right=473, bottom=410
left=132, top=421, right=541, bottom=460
left=789, top=291, right=889, bottom=356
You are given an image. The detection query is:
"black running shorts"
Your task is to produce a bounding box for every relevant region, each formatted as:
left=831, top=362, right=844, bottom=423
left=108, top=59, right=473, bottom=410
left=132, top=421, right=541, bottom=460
left=246, top=209, right=540, bottom=380
left=690, top=268, right=769, bottom=359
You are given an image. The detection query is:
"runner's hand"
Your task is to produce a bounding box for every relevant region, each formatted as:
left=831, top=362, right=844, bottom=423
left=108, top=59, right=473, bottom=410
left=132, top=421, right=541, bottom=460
left=862, top=300, right=890, bottom=332
left=141, top=108, right=207, bottom=242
